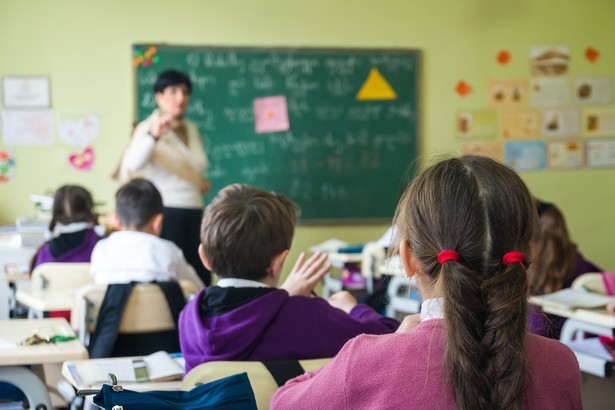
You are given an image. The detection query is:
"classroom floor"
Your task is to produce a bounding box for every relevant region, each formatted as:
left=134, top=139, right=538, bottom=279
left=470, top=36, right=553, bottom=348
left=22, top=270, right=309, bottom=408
left=581, top=372, right=615, bottom=409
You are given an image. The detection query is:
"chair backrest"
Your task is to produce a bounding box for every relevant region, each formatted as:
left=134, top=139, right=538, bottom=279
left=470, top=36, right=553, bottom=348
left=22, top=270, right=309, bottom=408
left=571, top=272, right=605, bottom=294
left=182, top=358, right=331, bottom=410
left=31, top=262, right=93, bottom=291
left=71, top=280, right=197, bottom=345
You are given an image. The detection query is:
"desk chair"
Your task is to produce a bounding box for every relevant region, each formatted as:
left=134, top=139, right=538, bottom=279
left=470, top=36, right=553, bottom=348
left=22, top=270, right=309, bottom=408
left=386, top=275, right=421, bottom=318
left=27, top=262, right=93, bottom=318
left=71, top=280, right=198, bottom=349
left=182, top=358, right=331, bottom=410
left=321, top=242, right=387, bottom=298
left=571, top=272, right=606, bottom=294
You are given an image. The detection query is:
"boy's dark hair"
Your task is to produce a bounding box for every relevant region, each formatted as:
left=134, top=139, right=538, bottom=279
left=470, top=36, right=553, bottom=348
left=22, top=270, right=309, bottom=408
left=49, top=185, right=98, bottom=231
left=115, top=178, right=164, bottom=230
left=154, top=70, right=192, bottom=95
left=201, top=184, right=300, bottom=280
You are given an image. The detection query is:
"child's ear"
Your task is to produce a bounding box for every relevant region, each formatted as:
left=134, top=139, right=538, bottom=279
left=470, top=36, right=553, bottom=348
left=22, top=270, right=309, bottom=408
left=152, top=213, right=164, bottom=235
left=271, top=250, right=290, bottom=277
left=111, top=212, right=122, bottom=230
left=198, top=244, right=213, bottom=271
left=399, top=239, right=419, bottom=278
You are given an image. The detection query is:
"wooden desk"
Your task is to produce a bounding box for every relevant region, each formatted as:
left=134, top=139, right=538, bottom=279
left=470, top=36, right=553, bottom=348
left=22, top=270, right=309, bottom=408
left=0, top=318, right=88, bottom=409
left=529, top=295, right=615, bottom=378
left=0, top=231, right=36, bottom=320
left=16, top=288, right=77, bottom=318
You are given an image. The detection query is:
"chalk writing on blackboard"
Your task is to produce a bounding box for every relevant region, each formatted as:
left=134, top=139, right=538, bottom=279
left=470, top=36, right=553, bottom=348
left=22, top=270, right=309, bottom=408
left=135, top=46, right=420, bottom=222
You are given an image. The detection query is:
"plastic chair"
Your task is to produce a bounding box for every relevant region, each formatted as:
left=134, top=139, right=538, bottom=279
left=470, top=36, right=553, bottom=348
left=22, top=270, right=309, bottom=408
left=27, top=262, right=93, bottom=318
left=0, top=366, right=53, bottom=410
left=571, top=272, right=606, bottom=294
left=182, top=358, right=331, bottom=410
left=70, top=280, right=198, bottom=347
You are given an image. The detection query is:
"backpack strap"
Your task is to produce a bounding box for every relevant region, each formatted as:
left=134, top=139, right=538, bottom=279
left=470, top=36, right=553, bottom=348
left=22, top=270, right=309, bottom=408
left=157, top=280, right=186, bottom=329
left=261, top=360, right=305, bottom=387
left=88, top=283, right=134, bottom=358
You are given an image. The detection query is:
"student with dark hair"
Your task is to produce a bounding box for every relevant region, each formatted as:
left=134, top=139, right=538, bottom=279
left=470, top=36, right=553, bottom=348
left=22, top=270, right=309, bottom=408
left=272, top=156, right=581, bottom=410
left=31, top=184, right=102, bottom=269
left=528, top=200, right=601, bottom=339
left=90, top=178, right=203, bottom=288
left=179, top=184, right=399, bottom=373
left=118, top=69, right=211, bottom=285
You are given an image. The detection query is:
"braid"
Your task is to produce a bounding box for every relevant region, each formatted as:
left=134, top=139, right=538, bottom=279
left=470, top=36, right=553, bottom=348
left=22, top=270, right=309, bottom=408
left=442, top=263, right=491, bottom=410
left=396, top=156, right=536, bottom=410
left=481, top=263, right=528, bottom=410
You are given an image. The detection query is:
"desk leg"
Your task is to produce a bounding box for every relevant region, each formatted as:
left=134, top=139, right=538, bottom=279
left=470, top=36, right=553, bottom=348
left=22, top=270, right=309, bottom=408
left=561, top=319, right=614, bottom=343
left=0, top=366, right=53, bottom=410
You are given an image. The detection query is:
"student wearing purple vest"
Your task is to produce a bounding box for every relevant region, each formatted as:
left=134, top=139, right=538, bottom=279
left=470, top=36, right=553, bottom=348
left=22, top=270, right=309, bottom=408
left=179, top=184, right=399, bottom=373
left=272, top=156, right=581, bottom=410
left=31, top=185, right=102, bottom=269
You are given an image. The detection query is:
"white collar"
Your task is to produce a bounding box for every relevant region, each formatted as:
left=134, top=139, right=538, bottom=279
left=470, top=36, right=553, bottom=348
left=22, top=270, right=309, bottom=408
left=216, top=278, right=270, bottom=288
left=54, top=222, right=92, bottom=234
left=420, top=297, right=444, bottom=322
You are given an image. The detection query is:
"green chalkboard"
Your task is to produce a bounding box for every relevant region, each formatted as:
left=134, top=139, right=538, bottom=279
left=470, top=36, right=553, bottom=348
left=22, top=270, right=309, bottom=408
left=134, top=45, right=420, bottom=222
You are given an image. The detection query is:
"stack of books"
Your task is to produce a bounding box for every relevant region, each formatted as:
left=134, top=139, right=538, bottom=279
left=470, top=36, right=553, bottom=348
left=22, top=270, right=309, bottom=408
left=15, top=216, right=48, bottom=247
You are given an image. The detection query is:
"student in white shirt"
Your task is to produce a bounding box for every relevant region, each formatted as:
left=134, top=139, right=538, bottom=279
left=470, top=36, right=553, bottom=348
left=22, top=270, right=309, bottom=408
left=90, top=178, right=204, bottom=289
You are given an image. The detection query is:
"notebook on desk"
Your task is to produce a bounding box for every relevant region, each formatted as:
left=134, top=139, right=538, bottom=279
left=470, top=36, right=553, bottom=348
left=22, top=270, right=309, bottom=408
left=529, top=288, right=614, bottom=310
left=66, top=351, right=185, bottom=385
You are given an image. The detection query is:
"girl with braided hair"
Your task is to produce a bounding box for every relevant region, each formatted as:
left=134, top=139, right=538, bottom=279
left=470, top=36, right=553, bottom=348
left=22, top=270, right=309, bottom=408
left=272, top=156, right=581, bottom=410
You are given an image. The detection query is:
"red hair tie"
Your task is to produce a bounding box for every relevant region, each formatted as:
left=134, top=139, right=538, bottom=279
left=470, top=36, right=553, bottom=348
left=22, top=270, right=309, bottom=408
left=502, top=251, right=525, bottom=265
left=438, top=250, right=461, bottom=264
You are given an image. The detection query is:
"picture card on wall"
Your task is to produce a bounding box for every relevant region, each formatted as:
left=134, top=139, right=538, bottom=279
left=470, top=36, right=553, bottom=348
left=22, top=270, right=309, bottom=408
left=456, top=110, right=497, bottom=140
left=0, top=149, right=16, bottom=182
left=530, top=45, right=570, bottom=76
left=2, top=109, right=54, bottom=145
left=530, top=78, right=570, bottom=107
left=461, top=142, right=503, bottom=163
left=574, top=77, right=612, bottom=105
left=487, top=79, right=527, bottom=107
left=2, top=76, right=50, bottom=108
left=541, top=108, right=580, bottom=138
left=547, top=141, right=584, bottom=169
left=500, top=110, right=540, bottom=140
left=504, top=141, right=546, bottom=172
left=582, top=107, right=615, bottom=137
left=586, top=139, right=615, bottom=168
left=58, top=111, right=101, bottom=147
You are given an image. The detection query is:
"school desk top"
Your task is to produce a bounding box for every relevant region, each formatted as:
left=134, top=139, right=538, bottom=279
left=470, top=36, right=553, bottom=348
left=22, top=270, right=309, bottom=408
left=0, top=318, right=87, bottom=365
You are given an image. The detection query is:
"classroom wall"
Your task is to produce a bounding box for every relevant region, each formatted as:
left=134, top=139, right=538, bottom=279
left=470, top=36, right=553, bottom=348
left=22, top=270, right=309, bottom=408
left=1, top=0, right=614, bottom=274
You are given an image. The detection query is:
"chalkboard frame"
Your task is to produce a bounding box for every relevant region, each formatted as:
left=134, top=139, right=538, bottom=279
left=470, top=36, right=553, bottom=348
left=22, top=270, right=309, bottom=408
left=133, top=44, right=421, bottom=225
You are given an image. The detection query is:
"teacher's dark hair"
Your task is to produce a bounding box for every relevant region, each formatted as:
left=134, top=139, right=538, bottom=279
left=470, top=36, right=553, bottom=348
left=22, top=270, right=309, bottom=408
left=154, top=70, right=192, bottom=95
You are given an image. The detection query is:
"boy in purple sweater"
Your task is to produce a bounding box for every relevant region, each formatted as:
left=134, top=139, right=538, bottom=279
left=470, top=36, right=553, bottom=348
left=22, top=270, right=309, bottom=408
left=179, top=184, right=399, bottom=373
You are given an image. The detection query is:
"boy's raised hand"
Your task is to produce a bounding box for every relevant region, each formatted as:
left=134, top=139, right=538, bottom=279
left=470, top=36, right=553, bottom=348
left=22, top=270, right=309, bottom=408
left=281, top=251, right=331, bottom=297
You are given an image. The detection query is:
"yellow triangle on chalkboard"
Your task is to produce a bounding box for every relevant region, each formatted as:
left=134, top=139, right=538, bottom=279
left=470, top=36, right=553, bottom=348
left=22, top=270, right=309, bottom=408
left=356, top=68, right=397, bottom=101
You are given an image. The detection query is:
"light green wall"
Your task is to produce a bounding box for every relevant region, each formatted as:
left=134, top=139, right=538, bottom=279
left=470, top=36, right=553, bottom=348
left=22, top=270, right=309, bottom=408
left=1, top=0, right=614, bottom=275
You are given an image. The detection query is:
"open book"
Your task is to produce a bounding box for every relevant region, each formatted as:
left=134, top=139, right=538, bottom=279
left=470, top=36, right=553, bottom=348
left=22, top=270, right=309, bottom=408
left=67, top=351, right=184, bottom=385
left=529, top=288, right=613, bottom=310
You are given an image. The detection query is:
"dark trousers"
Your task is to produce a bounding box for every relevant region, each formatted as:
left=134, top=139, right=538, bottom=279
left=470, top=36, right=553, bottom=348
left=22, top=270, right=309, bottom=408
left=161, top=207, right=211, bottom=286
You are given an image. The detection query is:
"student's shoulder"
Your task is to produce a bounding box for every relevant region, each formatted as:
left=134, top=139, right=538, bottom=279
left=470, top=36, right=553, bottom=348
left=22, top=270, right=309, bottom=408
left=526, top=333, right=578, bottom=369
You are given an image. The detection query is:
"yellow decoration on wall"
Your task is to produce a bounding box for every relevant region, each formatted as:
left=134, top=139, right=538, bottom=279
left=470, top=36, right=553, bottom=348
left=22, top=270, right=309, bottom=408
left=356, top=68, right=397, bottom=101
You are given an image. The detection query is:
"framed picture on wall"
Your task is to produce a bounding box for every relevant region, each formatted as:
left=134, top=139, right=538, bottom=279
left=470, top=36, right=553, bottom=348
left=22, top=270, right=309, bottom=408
left=2, top=76, right=51, bottom=108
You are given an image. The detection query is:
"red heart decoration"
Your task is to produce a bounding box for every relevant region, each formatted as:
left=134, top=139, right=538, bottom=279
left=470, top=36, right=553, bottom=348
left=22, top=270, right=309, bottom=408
left=69, top=147, right=95, bottom=171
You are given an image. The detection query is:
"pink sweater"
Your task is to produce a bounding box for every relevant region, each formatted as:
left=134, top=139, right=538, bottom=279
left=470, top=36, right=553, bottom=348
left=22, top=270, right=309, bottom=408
left=272, top=319, right=582, bottom=409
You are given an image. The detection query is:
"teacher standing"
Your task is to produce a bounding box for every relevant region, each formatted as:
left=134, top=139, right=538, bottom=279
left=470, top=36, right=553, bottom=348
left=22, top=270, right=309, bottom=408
left=120, top=70, right=211, bottom=285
